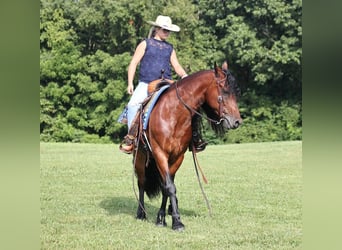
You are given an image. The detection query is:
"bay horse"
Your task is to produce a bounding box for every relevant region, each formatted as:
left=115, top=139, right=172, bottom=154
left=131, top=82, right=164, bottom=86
left=133, top=61, right=242, bottom=231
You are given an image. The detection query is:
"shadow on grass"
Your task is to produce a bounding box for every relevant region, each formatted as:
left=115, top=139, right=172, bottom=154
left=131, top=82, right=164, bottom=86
left=100, top=196, right=199, bottom=218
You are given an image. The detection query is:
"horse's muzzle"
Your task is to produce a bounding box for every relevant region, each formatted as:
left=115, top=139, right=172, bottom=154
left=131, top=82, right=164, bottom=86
left=223, top=116, right=243, bottom=129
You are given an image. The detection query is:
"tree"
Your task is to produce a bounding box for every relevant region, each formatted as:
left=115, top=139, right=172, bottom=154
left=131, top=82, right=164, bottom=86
left=40, top=0, right=302, bottom=143
left=196, top=0, right=302, bottom=97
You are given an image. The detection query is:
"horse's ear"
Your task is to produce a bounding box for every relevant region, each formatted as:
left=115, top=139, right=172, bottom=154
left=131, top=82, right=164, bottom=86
left=222, top=61, right=229, bottom=72
left=214, top=62, right=219, bottom=77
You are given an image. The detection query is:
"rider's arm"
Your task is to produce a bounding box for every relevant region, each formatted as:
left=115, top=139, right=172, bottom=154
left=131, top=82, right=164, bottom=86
left=127, top=40, right=147, bottom=94
left=170, top=49, right=188, bottom=79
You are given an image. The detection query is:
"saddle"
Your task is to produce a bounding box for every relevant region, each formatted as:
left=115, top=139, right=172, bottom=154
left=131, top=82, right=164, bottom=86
left=147, top=78, right=174, bottom=95
left=118, top=79, right=174, bottom=153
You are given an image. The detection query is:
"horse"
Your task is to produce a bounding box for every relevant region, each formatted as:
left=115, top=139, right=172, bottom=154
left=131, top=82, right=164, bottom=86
left=133, top=61, right=242, bottom=231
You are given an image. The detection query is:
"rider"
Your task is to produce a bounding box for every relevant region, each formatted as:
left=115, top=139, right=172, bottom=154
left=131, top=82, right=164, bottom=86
left=119, top=15, right=207, bottom=154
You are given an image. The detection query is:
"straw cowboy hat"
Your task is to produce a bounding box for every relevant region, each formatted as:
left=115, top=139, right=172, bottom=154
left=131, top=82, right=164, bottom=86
left=147, top=15, right=180, bottom=32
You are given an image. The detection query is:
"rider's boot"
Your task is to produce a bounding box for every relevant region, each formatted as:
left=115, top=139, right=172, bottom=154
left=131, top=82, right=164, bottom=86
left=119, top=134, right=135, bottom=154
left=119, top=113, right=140, bottom=154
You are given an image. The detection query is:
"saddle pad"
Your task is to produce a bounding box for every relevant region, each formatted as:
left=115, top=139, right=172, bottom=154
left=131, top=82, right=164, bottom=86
left=143, top=85, right=170, bottom=130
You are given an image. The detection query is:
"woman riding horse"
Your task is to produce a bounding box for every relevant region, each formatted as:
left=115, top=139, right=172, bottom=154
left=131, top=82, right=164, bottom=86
left=120, top=15, right=207, bottom=154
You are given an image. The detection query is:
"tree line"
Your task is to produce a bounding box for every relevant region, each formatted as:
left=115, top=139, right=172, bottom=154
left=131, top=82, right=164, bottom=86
left=40, top=0, right=302, bottom=143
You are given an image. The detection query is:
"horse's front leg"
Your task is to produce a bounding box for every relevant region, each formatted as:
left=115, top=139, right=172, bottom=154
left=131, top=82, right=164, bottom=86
left=156, top=191, right=168, bottom=227
left=165, top=173, right=185, bottom=231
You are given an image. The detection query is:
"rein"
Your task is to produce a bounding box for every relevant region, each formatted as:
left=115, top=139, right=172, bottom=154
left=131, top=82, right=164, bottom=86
left=175, top=72, right=227, bottom=125
left=191, top=144, right=212, bottom=216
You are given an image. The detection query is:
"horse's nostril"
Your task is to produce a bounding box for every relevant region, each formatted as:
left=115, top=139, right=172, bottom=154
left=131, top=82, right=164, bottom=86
left=234, top=119, right=242, bottom=127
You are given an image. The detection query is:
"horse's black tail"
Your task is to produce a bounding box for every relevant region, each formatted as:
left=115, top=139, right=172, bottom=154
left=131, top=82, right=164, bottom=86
left=144, top=158, right=163, bottom=199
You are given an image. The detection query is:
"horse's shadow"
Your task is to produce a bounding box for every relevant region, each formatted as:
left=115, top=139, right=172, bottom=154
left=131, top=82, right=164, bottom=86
left=99, top=196, right=198, bottom=218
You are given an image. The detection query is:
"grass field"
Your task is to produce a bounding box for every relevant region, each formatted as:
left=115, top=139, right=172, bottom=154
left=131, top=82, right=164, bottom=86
left=40, top=141, right=302, bottom=249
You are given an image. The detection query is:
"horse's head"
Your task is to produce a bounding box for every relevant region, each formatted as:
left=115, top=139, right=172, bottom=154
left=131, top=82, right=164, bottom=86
left=203, top=61, right=242, bottom=133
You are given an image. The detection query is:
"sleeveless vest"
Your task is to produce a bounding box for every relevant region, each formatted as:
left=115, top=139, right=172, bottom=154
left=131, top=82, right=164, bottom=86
left=139, top=38, right=173, bottom=83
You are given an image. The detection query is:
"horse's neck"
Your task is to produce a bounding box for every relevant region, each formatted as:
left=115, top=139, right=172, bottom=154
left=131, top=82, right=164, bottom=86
left=176, top=72, right=211, bottom=109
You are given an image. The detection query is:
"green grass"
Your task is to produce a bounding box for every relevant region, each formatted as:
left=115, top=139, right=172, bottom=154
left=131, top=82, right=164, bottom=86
left=40, top=141, right=302, bottom=249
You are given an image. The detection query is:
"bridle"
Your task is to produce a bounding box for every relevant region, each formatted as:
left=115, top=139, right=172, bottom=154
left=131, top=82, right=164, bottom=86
left=175, top=70, right=228, bottom=125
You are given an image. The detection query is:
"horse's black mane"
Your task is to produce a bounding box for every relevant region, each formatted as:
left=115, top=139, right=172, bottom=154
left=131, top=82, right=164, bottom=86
left=179, top=68, right=240, bottom=98
left=225, top=70, right=241, bottom=99
left=172, top=67, right=241, bottom=136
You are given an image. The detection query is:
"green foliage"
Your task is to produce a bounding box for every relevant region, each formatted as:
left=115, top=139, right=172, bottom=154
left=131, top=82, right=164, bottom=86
left=40, top=0, right=302, bottom=143
left=197, top=0, right=302, bottom=87
left=222, top=91, right=302, bottom=143
left=201, top=94, right=302, bottom=144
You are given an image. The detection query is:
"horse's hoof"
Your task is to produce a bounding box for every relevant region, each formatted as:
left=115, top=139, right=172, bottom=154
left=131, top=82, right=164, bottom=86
left=136, top=216, right=146, bottom=221
left=172, top=222, right=185, bottom=231
left=156, top=221, right=167, bottom=227
left=156, top=215, right=167, bottom=227
left=136, top=214, right=146, bottom=220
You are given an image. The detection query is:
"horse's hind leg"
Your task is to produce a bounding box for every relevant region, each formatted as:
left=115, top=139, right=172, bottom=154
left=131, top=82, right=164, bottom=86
left=135, top=150, right=147, bottom=220
left=156, top=192, right=168, bottom=227
left=136, top=182, right=146, bottom=220
left=164, top=173, right=185, bottom=231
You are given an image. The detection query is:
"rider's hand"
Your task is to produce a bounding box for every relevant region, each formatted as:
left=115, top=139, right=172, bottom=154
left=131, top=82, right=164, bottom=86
left=127, top=83, right=134, bottom=95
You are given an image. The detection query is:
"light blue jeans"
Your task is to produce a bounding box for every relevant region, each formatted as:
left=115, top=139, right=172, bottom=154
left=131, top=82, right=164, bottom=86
left=127, top=81, right=148, bottom=129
